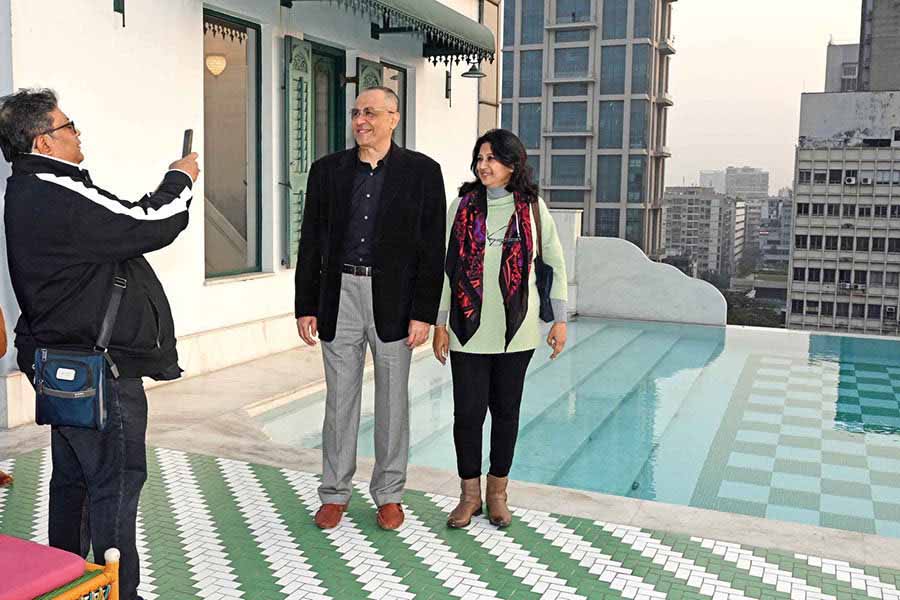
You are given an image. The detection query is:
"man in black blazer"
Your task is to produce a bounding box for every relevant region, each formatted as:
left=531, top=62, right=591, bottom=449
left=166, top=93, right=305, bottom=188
left=295, top=86, right=446, bottom=530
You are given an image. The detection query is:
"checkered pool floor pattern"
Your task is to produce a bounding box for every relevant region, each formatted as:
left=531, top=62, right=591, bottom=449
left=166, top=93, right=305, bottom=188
left=691, top=355, right=900, bottom=537
left=3, top=448, right=900, bottom=599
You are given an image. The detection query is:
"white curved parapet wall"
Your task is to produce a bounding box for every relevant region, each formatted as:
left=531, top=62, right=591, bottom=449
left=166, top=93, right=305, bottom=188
left=575, top=237, right=727, bottom=326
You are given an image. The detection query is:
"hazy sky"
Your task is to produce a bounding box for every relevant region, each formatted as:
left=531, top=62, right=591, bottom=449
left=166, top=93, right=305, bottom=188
left=667, top=0, right=861, bottom=194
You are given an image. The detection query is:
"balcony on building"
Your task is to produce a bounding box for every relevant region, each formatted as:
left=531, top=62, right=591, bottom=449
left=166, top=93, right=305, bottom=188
left=659, top=92, right=674, bottom=106
left=660, top=37, right=676, bottom=55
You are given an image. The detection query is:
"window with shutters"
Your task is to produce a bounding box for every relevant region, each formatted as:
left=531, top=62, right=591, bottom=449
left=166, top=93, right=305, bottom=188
left=282, top=37, right=313, bottom=269
left=204, top=11, right=262, bottom=277
left=282, top=40, right=349, bottom=268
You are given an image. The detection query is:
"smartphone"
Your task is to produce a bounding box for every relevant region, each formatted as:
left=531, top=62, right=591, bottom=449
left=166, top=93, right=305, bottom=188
left=182, top=129, right=193, bottom=157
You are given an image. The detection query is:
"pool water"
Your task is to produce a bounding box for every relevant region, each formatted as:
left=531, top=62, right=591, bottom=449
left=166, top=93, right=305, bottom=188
left=257, top=317, right=900, bottom=537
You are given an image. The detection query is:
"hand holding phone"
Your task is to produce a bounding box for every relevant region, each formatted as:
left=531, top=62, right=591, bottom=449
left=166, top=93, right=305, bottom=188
left=182, top=129, right=193, bottom=157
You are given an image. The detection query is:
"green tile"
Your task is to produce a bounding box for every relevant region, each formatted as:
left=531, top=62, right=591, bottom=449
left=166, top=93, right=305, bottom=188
left=779, top=435, right=822, bottom=450
left=768, top=487, right=820, bottom=511
left=404, top=493, right=544, bottom=600
left=252, top=464, right=370, bottom=600
left=138, top=449, right=198, bottom=598
left=0, top=449, right=43, bottom=539
left=773, top=459, right=822, bottom=477
left=820, top=512, right=877, bottom=534
left=723, top=466, right=773, bottom=487
left=782, top=415, right=823, bottom=429
left=873, top=502, right=900, bottom=521
left=821, top=479, right=871, bottom=498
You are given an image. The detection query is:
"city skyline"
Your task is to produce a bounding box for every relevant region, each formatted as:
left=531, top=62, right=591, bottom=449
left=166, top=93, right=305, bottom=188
left=667, top=0, right=861, bottom=193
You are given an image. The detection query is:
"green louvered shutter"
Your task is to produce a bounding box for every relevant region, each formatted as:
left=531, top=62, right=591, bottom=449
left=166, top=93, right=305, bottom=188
left=356, top=58, right=383, bottom=92
left=283, top=36, right=313, bottom=268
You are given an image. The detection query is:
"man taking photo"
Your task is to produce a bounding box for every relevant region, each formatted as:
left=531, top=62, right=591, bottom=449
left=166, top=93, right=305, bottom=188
left=0, top=88, right=198, bottom=600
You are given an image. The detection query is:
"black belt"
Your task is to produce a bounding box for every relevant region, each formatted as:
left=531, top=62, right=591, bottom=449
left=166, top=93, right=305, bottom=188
left=342, top=264, right=373, bottom=276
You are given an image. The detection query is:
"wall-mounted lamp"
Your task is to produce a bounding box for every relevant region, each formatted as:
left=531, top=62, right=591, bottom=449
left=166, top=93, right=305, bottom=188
left=445, top=69, right=452, bottom=107
left=113, top=0, right=125, bottom=27
left=205, top=54, right=228, bottom=76
left=461, top=62, right=486, bottom=78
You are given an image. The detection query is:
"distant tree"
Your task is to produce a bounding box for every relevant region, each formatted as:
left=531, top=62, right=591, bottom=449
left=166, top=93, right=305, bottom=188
left=737, top=246, right=761, bottom=277
left=722, top=290, right=784, bottom=328
left=700, top=271, right=729, bottom=289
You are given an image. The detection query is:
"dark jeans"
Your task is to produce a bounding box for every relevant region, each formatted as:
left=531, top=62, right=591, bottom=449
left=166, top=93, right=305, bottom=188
left=449, top=350, right=534, bottom=479
left=48, top=377, right=148, bottom=600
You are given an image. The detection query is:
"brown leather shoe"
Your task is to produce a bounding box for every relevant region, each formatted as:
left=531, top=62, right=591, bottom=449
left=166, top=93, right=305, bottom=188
left=447, top=477, right=482, bottom=528
left=486, top=475, right=512, bottom=528
left=314, top=503, right=348, bottom=529
left=376, top=503, right=405, bottom=530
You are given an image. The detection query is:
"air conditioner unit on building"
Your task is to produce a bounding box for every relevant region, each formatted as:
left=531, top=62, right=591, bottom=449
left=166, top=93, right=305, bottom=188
left=886, top=306, right=897, bottom=318
left=892, top=128, right=900, bottom=149
left=854, top=284, right=867, bottom=291
left=844, top=177, right=857, bottom=185
left=840, top=282, right=853, bottom=290
left=861, top=177, right=874, bottom=185
left=841, top=223, right=855, bottom=229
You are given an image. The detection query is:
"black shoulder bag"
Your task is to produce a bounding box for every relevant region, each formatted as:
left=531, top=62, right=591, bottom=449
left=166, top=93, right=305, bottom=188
left=33, top=270, right=126, bottom=431
left=532, top=201, right=555, bottom=323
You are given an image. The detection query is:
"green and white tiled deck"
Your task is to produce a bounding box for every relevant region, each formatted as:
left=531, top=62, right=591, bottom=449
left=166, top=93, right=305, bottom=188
left=3, top=447, right=900, bottom=600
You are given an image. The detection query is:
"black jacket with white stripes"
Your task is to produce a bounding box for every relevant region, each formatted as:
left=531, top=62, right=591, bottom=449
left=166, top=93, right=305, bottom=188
left=4, top=153, right=192, bottom=380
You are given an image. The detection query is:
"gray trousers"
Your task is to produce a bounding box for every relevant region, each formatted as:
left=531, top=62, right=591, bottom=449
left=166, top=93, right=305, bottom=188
left=318, top=273, right=413, bottom=507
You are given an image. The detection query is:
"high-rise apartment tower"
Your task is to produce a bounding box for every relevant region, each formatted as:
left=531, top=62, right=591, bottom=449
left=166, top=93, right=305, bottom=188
left=501, top=0, right=675, bottom=255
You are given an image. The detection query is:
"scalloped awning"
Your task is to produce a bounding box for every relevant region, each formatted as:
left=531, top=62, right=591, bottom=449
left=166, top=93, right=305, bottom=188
left=289, top=0, right=495, bottom=64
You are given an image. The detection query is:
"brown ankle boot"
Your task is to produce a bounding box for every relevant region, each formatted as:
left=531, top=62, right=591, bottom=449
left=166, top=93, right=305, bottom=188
left=486, top=474, right=512, bottom=528
left=447, top=477, right=482, bottom=528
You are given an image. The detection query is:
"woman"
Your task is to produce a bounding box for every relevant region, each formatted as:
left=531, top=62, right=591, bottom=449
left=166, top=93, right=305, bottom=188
left=434, top=129, right=568, bottom=528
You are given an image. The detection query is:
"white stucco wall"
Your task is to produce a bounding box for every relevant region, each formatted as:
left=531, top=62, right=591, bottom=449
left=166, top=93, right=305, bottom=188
left=576, top=237, right=727, bottom=326
left=0, top=0, right=482, bottom=356
left=0, top=0, right=487, bottom=426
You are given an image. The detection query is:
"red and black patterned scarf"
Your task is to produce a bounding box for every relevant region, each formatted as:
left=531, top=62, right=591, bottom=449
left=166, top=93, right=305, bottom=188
left=445, top=189, right=534, bottom=349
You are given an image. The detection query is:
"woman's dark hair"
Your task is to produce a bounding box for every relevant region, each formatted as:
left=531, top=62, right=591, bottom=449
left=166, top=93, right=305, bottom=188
left=458, top=128, right=539, bottom=202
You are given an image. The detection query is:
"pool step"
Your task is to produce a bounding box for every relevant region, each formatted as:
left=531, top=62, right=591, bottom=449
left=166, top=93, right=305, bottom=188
left=550, top=334, right=724, bottom=493
left=508, top=329, right=684, bottom=483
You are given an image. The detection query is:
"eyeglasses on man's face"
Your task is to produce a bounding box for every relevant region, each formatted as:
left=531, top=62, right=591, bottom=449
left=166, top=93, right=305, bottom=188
left=350, top=107, right=397, bottom=121
left=40, top=120, right=77, bottom=136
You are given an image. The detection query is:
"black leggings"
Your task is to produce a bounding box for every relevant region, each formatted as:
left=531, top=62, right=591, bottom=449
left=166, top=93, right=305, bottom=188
left=449, top=349, right=535, bottom=479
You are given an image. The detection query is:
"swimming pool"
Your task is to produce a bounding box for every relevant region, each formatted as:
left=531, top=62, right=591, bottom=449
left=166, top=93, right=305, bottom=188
left=256, top=317, right=900, bottom=538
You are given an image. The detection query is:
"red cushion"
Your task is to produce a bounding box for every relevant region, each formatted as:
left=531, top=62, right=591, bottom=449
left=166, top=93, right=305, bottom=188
left=0, top=534, right=86, bottom=600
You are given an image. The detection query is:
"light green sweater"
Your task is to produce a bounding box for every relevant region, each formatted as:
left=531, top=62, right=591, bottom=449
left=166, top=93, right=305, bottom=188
left=437, top=189, right=568, bottom=354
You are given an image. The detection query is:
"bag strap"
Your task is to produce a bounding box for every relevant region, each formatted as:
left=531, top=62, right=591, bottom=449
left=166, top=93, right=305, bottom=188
left=94, top=266, right=126, bottom=378
left=531, top=198, right=543, bottom=259
left=95, top=267, right=126, bottom=352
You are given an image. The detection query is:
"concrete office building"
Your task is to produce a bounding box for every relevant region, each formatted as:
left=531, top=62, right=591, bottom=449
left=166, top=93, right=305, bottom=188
left=786, top=91, right=900, bottom=335
left=725, top=166, right=769, bottom=199
left=663, top=186, right=745, bottom=277
left=663, top=186, right=723, bottom=275
left=699, top=169, right=726, bottom=194
left=501, top=0, right=676, bottom=256
left=720, top=198, right=746, bottom=276
left=858, top=0, right=900, bottom=92
left=760, top=195, right=793, bottom=269
left=825, top=42, right=859, bottom=93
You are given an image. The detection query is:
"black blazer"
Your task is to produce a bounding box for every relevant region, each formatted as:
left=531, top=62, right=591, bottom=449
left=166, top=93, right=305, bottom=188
left=294, top=144, right=447, bottom=343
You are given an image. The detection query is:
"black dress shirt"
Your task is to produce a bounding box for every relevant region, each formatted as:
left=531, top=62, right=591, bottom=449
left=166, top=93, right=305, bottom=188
left=341, top=147, right=391, bottom=266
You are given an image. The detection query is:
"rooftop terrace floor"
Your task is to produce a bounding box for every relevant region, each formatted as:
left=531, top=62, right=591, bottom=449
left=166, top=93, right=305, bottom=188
left=3, top=321, right=900, bottom=598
